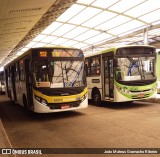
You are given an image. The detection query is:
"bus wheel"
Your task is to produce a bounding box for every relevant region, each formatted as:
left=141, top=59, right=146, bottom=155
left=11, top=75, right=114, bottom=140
left=92, top=89, right=101, bottom=106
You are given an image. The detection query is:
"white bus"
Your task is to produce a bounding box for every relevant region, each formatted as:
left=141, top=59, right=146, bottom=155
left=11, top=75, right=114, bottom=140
left=156, top=51, right=160, bottom=94
left=4, top=47, right=88, bottom=113
left=85, top=45, right=157, bottom=105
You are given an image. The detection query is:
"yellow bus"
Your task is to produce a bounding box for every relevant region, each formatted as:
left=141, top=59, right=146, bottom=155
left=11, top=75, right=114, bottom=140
left=4, top=47, right=88, bottom=113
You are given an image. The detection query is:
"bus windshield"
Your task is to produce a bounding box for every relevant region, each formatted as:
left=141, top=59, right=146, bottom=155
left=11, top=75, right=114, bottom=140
left=34, top=60, right=86, bottom=88
left=115, top=56, right=155, bottom=81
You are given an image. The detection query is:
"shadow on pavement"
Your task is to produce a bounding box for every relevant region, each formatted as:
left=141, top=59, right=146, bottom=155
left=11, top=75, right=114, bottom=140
left=88, top=99, right=149, bottom=110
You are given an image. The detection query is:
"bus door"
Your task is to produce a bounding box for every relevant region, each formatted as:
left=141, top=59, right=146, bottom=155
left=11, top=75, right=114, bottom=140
left=25, top=59, right=33, bottom=109
left=103, top=56, right=114, bottom=100
left=11, top=65, right=17, bottom=101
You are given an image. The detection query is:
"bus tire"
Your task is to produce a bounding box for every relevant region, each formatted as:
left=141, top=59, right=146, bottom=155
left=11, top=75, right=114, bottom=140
left=92, top=89, right=101, bottom=106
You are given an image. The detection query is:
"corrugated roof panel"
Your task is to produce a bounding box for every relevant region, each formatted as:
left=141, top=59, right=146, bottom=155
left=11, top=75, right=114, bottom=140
left=68, top=7, right=102, bottom=24
left=74, top=30, right=100, bottom=41
left=85, top=33, right=112, bottom=44
left=41, top=36, right=58, bottom=43
left=109, top=0, right=146, bottom=13
left=51, top=24, right=76, bottom=36
left=50, top=38, right=68, bottom=45
left=63, top=26, right=88, bottom=38
left=139, top=9, right=160, bottom=23
left=77, top=0, right=95, bottom=5
left=108, top=20, right=145, bottom=35
left=95, top=15, right=131, bottom=31
left=56, top=4, right=86, bottom=22
left=91, top=0, right=120, bottom=9
left=125, top=0, right=159, bottom=18
left=82, top=11, right=117, bottom=28
left=41, top=22, right=63, bottom=34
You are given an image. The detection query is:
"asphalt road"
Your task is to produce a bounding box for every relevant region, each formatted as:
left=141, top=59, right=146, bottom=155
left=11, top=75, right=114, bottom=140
left=0, top=95, right=160, bottom=157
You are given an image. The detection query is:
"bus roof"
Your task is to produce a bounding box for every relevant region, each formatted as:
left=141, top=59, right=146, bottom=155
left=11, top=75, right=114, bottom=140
left=85, top=45, right=155, bottom=58
left=4, top=46, right=82, bottom=68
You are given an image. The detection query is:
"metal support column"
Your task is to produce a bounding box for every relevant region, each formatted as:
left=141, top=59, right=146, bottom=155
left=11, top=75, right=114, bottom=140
left=143, top=27, right=148, bottom=45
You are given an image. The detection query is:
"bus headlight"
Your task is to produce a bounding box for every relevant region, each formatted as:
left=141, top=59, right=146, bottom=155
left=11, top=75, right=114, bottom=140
left=41, top=99, right=48, bottom=106
left=151, top=86, right=157, bottom=91
left=81, top=93, right=87, bottom=102
left=35, top=95, right=48, bottom=106
left=117, top=86, right=130, bottom=94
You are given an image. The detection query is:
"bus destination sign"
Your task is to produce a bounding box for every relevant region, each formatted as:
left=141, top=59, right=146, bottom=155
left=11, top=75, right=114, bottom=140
left=39, top=51, right=47, bottom=57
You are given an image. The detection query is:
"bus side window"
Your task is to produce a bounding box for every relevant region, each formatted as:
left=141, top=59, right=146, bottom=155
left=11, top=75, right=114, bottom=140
left=19, top=60, right=25, bottom=81
left=15, top=63, right=19, bottom=82
left=91, top=56, right=100, bottom=76
left=85, top=59, right=90, bottom=76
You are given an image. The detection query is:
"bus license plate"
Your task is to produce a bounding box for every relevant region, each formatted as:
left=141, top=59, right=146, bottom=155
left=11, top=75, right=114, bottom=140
left=138, top=93, right=144, bottom=97
left=61, top=105, right=70, bottom=109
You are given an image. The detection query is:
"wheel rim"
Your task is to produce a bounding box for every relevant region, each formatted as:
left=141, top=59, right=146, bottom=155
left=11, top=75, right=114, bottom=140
left=94, top=93, right=99, bottom=102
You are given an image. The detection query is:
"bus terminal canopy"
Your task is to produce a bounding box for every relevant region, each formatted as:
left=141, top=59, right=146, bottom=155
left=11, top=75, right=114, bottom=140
left=1, top=0, right=160, bottom=66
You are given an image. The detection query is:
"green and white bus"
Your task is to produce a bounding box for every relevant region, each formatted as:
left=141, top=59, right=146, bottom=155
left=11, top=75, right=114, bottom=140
left=4, top=47, right=88, bottom=113
left=85, top=45, right=157, bottom=105
left=156, top=51, right=160, bottom=94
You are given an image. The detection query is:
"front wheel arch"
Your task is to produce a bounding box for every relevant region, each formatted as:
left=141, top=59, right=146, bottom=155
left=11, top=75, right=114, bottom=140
left=92, top=88, right=101, bottom=106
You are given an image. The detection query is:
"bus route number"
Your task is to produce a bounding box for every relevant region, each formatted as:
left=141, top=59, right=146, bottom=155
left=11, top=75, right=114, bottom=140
left=40, top=51, right=47, bottom=57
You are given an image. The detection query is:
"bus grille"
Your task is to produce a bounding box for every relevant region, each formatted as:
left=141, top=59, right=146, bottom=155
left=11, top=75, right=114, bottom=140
left=49, top=101, right=81, bottom=110
left=129, top=89, right=150, bottom=93
left=131, top=93, right=150, bottom=99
